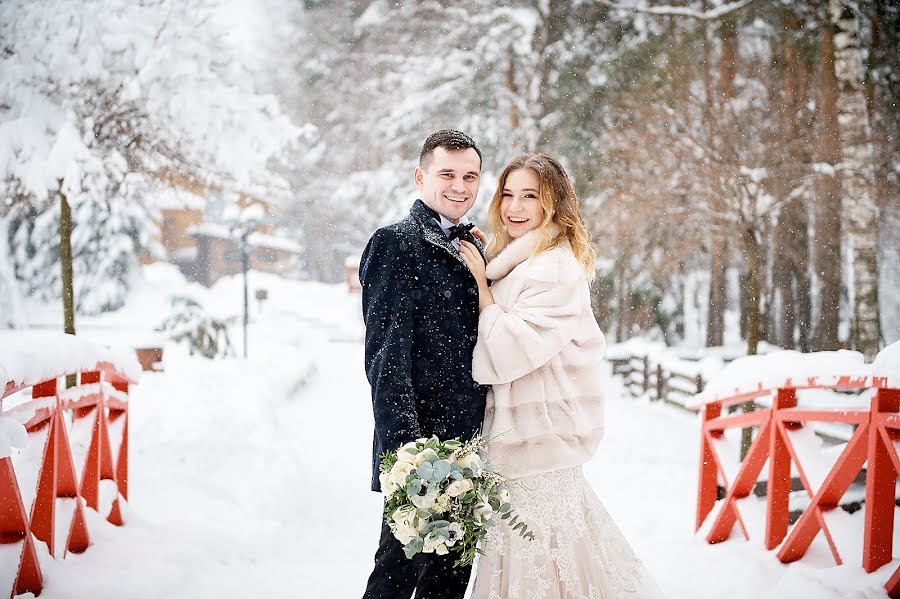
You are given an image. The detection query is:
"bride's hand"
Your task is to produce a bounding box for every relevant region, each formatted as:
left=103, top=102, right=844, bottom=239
left=460, top=241, right=494, bottom=311
left=459, top=240, right=487, bottom=285
left=471, top=227, right=488, bottom=244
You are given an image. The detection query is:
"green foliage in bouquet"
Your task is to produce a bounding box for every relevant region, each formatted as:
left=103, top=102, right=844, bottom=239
left=378, top=434, right=534, bottom=567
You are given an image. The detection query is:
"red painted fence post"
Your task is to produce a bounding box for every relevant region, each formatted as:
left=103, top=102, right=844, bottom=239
left=863, top=388, right=900, bottom=574
left=766, top=387, right=796, bottom=550
left=696, top=401, right=722, bottom=531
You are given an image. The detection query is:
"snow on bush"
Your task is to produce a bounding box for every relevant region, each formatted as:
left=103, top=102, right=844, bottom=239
left=156, top=296, right=234, bottom=359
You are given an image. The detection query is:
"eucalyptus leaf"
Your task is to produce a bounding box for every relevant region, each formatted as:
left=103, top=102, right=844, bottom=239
left=403, top=538, right=424, bottom=559
left=416, top=462, right=435, bottom=481
left=432, top=459, right=452, bottom=481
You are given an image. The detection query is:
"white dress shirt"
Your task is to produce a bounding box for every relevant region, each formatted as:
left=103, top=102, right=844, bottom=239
left=436, top=214, right=471, bottom=250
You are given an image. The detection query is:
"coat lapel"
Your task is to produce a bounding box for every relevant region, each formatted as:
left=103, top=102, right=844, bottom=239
left=411, top=200, right=485, bottom=266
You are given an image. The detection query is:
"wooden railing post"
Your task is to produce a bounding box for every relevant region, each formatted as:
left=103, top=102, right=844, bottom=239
left=696, top=401, right=722, bottom=531
left=642, top=355, right=649, bottom=395
left=766, top=387, right=797, bottom=550
left=656, top=364, right=665, bottom=401
left=864, top=387, right=900, bottom=573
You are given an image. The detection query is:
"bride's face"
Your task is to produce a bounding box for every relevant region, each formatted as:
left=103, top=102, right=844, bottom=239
left=500, top=168, right=543, bottom=239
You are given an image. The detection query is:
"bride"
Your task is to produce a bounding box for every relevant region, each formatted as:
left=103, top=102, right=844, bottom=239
left=459, top=154, right=662, bottom=598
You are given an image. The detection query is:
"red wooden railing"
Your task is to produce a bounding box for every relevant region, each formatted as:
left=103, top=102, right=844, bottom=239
left=695, top=375, right=900, bottom=597
left=1, top=362, right=134, bottom=598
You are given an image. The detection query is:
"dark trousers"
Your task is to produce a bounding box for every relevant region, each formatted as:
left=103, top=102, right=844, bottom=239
left=362, top=521, right=472, bottom=599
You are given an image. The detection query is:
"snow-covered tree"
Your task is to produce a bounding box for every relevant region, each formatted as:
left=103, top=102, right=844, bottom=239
left=0, top=0, right=303, bottom=320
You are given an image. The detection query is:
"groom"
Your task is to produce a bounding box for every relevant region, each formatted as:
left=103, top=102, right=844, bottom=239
left=359, top=130, right=488, bottom=599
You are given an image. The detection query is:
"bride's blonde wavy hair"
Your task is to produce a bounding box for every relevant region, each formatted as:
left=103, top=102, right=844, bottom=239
left=486, top=154, right=597, bottom=282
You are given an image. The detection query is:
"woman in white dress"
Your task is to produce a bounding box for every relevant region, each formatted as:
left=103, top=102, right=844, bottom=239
left=459, top=154, right=662, bottom=599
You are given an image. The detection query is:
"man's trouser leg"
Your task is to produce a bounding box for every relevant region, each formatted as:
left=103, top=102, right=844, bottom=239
left=362, top=521, right=472, bottom=599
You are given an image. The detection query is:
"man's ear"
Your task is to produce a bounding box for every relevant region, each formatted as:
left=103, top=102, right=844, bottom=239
left=413, top=166, right=425, bottom=191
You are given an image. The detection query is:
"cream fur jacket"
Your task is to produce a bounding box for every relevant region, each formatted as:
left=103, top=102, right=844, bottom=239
left=472, top=226, right=606, bottom=480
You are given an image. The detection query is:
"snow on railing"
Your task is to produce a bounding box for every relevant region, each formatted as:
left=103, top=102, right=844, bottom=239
left=693, top=341, right=900, bottom=597
left=0, top=332, right=140, bottom=598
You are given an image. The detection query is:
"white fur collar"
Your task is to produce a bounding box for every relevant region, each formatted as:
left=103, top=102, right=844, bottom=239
left=486, top=224, right=561, bottom=281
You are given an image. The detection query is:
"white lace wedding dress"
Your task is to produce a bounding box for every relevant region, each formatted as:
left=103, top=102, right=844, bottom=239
left=469, top=466, right=664, bottom=599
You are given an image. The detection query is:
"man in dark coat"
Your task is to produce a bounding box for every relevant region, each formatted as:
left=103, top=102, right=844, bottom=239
left=360, top=130, right=488, bottom=599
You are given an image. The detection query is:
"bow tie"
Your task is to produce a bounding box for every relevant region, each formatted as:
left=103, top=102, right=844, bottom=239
left=447, top=222, right=475, bottom=242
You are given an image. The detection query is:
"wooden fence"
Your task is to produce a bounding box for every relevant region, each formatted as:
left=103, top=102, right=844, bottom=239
left=609, top=354, right=704, bottom=410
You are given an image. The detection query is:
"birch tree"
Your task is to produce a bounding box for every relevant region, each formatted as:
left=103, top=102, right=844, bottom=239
left=829, top=0, right=880, bottom=360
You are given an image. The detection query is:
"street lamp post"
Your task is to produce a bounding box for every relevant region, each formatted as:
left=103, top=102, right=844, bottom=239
left=240, top=226, right=251, bottom=358
left=231, top=217, right=259, bottom=359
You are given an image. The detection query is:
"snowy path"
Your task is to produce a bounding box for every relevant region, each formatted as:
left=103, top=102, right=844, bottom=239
left=11, top=275, right=897, bottom=598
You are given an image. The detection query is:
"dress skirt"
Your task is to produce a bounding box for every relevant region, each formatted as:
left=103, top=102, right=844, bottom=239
left=469, top=465, right=664, bottom=599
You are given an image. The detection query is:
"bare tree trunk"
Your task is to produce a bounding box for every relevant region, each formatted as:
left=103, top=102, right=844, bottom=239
left=507, top=46, right=520, bottom=154
left=829, top=0, right=880, bottom=360
left=59, top=180, right=76, bottom=387
left=811, top=17, right=843, bottom=352
left=739, top=221, right=764, bottom=460
left=616, top=262, right=630, bottom=343
left=706, top=242, right=726, bottom=346
left=771, top=9, right=809, bottom=350
left=526, top=0, right=569, bottom=152
left=707, top=18, right=738, bottom=348
left=743, top=224, right=763, bottom=356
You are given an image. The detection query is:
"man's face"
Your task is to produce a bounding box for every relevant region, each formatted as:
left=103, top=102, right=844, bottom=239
left=414, top=147, right=481, bottom=224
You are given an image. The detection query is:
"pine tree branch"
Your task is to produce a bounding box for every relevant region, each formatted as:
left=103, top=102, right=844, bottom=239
left=599, top=0, right=758, bottom=21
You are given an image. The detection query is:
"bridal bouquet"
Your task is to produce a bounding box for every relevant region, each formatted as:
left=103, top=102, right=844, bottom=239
left=379, top=434, right=534, bottom=567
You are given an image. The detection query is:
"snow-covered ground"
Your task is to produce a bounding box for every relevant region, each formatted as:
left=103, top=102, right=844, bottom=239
left=2, top=265, right=898, bottom=598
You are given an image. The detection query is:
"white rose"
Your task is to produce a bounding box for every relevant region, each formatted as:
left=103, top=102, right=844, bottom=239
left=392, top=506, right=414, bottom=526
left=414, top=448, right=439, bottom=466
left=498, top=489, right=511, bottom=504
left=389, top=462, right=416, bottom=487
left=434, top=543, right=449, bottom=555
left=397, top=442, right=419, bottom=463
left=456, top=452, right=482, bottom=473
left=379, top=472, right=398, bottom=495
left=394, top=523, right=419, bottom=545
left=445, top=479, right=474, bottom=498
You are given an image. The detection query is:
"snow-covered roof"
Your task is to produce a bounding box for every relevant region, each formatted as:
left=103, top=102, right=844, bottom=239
left=149, top=186, right=206, bottom=210
left=249, top=232, right=301, bottom=253
left=187, top=223, right=301, bottom=253
left=691, top=341, right=900, bottom=407
left=0, top=331, right=142, bottom=394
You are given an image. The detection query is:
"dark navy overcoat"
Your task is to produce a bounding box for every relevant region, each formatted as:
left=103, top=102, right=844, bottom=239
left=360, top=200, right=488, bottom=491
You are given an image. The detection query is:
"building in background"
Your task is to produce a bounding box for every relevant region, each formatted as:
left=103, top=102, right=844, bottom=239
left=145, top=181, right=301, bottom=287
